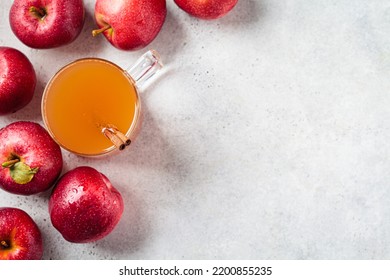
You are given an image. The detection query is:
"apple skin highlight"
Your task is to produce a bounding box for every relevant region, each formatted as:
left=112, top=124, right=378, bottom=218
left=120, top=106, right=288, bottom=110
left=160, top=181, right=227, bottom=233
left=93, top=0, right=166, bottom=50
left=174, top=0, right=238, bottom=20
left=0, top=121, right=63, bottom=195
left=0, top=207, right=43, bottom=260
left=49, top=166, right=124, bottom=243
left=0, top=47, right=36, bottom=115
left=9, top=0, right=85, bottom=49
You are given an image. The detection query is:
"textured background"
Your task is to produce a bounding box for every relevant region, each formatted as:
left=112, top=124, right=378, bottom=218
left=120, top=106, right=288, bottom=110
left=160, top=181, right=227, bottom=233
left=1, top=0, right=390, bottom=259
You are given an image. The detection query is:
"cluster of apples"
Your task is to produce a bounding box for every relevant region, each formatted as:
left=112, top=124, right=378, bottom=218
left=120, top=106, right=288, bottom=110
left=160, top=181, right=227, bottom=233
left=0, top=122, right=124, bottom=260
left=0, top=0, right=238, bottom=260
left=9, top=0, right=238, bottom=51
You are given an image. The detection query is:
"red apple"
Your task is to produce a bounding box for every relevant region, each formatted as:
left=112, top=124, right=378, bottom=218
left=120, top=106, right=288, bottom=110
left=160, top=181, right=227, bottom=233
left=93, top=0, right=166, bottom=50
left=174, top=0, right=238, bottom=20
left=0, top=207, right=43, bottom=260
left=9, top=0, right=85, bottom=49
left=0, top=47, right=36, bottom=115
left=49, top=166, right=124, bottom=243
left=0, top=121, right=63, bottom=195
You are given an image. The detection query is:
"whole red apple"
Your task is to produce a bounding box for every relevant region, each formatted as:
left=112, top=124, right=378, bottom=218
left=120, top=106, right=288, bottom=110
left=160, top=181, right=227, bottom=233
left=174, top=0, right=238, bottom=20
left=9, top=0, right=85, bottom=49
left=0, top=207, right=43, bottom=260
left=93, top=0, right=166, bottom=50
left=0, top=47, right=36, bottom=115
left=0, top=121, right=63, bottom=195
left=49, top=166, right=124, bottom=243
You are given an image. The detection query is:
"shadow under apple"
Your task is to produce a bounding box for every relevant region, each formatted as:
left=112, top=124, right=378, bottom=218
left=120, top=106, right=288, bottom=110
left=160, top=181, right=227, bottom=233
left=150, top=3, right=188, bottom=64
left=33, top=196, right=67, bottom=260
left=3, top=73, right=46, bottom=124
left=223, top=0, right=264, bottom=26
left=41, top=5, right=107, bottom=59
left=93, top=186, right=149, bottom=258
left=41, top=226, right=68, bottom=260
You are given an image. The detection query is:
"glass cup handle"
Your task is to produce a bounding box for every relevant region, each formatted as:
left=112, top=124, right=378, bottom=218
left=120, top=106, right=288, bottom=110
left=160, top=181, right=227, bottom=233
left=126, top=50, right=163, bottom=89
left=101, top=50, right=162, bottom=152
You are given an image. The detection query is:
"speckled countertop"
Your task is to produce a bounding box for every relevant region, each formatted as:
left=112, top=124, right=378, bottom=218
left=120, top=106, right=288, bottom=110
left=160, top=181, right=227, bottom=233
left=1, top=0, right=390, bottom=259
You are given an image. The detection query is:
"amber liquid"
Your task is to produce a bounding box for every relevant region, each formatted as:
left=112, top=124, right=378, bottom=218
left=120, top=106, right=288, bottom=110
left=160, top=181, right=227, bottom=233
left=42, top=58, right=139, bottom=156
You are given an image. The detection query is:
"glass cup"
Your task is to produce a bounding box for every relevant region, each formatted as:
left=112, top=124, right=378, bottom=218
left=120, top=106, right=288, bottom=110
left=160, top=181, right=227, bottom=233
left=41, top=50, right=162, bottom=157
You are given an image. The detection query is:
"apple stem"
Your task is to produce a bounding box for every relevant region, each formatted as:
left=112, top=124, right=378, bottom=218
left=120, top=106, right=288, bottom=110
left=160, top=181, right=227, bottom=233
left=92, top=25, right=112, bottom=37
left=29, top=6, right=47, bottom=19
left=2, top=158, right=20, bottom=168
left=0, top=240, right=9, bottom=249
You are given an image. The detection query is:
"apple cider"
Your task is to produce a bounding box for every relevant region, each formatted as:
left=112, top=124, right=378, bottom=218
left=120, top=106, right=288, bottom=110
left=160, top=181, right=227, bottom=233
left=42, top=58, right=139, bottom=156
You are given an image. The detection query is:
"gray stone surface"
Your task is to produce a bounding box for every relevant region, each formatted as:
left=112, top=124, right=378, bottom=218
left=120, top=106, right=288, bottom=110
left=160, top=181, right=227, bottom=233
left=1, top=0, right=390, bottom=259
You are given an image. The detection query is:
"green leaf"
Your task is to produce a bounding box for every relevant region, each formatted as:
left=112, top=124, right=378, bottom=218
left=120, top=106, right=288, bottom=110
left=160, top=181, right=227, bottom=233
left=9, top=162, right=39, bottom=184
